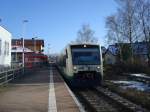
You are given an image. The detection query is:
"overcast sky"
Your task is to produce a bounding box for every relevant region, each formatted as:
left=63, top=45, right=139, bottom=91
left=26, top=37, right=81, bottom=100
left=0, top=0, right=117, bottom=54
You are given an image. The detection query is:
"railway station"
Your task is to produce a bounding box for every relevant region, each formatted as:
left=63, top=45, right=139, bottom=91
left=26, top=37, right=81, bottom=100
left=0, top=0, right=150, bottom=112
left=0, top=64, right=83, bottom=112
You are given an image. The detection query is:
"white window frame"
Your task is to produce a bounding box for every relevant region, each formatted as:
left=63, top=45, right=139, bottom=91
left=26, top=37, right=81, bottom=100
left=0, top=39, right=1, bottom=55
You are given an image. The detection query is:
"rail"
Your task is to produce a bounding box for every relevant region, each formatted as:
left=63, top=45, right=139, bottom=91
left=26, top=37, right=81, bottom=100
left=0, top=66, right=24, bottom=85
left=95, top=87, right=149, bottom=112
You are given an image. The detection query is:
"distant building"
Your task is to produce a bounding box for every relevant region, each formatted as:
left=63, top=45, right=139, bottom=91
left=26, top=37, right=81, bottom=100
left=104, top=42, right=149, bottom=65
left=0, top=26, right=12, bottom=67
left=101, top=46, right=107, bottom=55
left=132, top=42, right=149, bottom=65
left=11, top=38, right=46, bottom=67
left=12, top=38, right=44, bottom=53
left=104, top=45, right=119, bottom=65
left=11, top=45, right=33, bottom=64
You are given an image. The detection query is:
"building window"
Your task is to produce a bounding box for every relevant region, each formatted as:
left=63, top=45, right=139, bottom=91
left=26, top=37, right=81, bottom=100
left=0, top=39, right=1, bottom=55
left=7, top=42, right=9, bottom=55
left=12, top=47, right=17, bottom=50
left=4, top=41, right=9, bottom=56
left=4, top=41, right=6, bottom=55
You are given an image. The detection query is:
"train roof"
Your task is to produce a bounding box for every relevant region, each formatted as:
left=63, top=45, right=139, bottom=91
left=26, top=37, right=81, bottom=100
left=68, top=43, right=100, bottom=47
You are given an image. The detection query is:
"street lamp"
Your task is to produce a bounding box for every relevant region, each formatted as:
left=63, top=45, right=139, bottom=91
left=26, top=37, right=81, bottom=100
left=15, top=41, right=18, bottom=62
left=48, top=44, right=50, bottom=61
left=33, top=37, right=38, bottom=52
left=32, top=37, right=38, bottom=66
left=22, top=20, right=28, bottom=67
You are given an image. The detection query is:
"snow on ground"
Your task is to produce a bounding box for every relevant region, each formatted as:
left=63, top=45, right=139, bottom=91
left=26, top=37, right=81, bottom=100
left=111, top=80, right=150, bottom=92
left=130, top=73, right=150, bottom=79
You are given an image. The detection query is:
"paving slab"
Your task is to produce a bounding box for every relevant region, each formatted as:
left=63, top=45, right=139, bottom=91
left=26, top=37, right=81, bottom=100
left=0, top=67, right=50, bottom=112
left=0, top=66, right=81, bottom=112
left=53, top=69, right=80, bottom=112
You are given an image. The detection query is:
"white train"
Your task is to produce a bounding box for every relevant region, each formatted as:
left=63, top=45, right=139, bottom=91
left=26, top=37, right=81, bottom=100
left=0, top=26, right=12, bottom=68
left=57, top=43, right=103, bottom=87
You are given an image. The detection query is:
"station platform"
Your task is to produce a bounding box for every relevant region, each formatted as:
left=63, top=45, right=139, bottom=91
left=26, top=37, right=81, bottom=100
left=49, top=65, right=82, bottom=112
left=0, top=65, right=82, bottom=112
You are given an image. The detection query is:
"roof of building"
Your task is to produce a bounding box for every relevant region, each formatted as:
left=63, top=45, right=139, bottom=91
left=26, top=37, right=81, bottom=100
left=12, top=38, right=44, bottom=46
left=105, top=44, right=119, bottom=56
left=11, top=46, right=33, bottom=53
left=101, top=46, right=107, bottom=54
left=105, top=42, right=148, bottom=56
left=0, top=26, right=12, bottom=38
left=132, top=42, right=148, bottom=55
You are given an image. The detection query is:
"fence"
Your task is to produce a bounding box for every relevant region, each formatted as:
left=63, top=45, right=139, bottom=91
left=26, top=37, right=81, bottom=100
left=0, top=66, right=24, bottom=85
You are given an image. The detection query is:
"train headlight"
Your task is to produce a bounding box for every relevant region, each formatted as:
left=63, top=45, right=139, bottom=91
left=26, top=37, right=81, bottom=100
left=73, top=66, right=77, bottom=70
left=97, top=66, right=100, bottom=69
left=84, top=45, right=87, bottom=47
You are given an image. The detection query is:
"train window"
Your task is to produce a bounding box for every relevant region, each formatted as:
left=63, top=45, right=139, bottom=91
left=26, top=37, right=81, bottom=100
left=72, top=47, right=100, bottom=65
left=63, top=55, right=66, bottom=66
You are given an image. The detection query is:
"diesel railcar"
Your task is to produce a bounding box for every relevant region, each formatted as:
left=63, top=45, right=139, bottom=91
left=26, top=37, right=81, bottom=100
left=57, top=43, right=103, bottom=87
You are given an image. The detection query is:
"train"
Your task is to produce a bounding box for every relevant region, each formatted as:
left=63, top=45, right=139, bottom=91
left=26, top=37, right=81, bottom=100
left=57, top=43, right=103, bottom=87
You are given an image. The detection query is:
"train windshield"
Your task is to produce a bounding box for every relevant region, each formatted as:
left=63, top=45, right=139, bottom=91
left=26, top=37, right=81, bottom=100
left=72, top=48, right=100, bottom=65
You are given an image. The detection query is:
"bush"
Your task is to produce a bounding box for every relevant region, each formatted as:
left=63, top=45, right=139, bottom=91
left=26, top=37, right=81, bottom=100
left=104, top=63, right=150, bottom=76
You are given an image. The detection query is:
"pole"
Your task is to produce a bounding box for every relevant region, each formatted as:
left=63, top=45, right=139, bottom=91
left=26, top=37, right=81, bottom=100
left=34, top=37, right=38, bottom=52
left=22, top=20, right=28, bottom=68
left=33, top=37, right=38, bottom=66
left=22, top=37, right=24, bottom=67
left=34, top=38, right=36, bottom=52
left=16, top=41, right=17, bottom=63
left=48, top=44, right=50, bottom=61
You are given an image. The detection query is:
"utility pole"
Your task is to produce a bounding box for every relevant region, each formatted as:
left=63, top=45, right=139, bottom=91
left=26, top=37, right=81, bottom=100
left=22, top=20, right=28, bottom=68
left=33, top=37, right=38, bottom=65
left=34, top=37, right=38, bottom=52
left=15, top=41, right=18, bottom=63
left=48, top=44, right=50, bottom=61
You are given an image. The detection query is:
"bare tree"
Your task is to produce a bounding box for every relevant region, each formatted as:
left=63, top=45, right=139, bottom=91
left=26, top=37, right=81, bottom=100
left=135, top=0, right=150, bottom=65
left=118, top=0, right=140, bottom=63
left=75, top=24, right=98, bottom=44
left=106, top=0, right=141, bottom=63
left=106, top=15, right=124, bottom=62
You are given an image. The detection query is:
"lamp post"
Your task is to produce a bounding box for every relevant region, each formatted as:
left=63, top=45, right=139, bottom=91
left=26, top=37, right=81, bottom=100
left=32, top=37, right=38, bottom=66
left=15, top=41, right=18, bottom=63
left=34, top=37, right=38, bottom=52
left=22, top=20, right=28, bottom=67
left=48, top=44, right=50, bottom=61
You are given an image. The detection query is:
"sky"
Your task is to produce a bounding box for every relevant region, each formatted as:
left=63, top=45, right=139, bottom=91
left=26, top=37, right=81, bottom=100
left=0, top=0, right=118, bottom=54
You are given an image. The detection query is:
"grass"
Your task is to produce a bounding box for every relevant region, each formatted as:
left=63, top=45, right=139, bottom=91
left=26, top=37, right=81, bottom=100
left=104, top=81, right=150, bottom=110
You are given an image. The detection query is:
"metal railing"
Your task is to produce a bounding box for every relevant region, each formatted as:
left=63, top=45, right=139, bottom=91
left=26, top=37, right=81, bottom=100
left=0, top=66, right=24, bottom=85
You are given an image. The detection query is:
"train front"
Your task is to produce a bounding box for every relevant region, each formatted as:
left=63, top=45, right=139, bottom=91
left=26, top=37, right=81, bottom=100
left=70, top=44, right=103, bottom=87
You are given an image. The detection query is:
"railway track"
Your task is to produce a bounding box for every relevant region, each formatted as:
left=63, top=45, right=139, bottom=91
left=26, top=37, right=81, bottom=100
left=56, top=65, right=149, bottom=112
left=74, top=88, right=121, bottom=112
left=73, top=87, right=149, bottom=112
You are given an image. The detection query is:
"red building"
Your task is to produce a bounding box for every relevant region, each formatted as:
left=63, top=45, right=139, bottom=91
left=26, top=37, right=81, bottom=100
left=12, top=38, right=44, bottom=53
left=11, top=38, right=48, bottom=68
